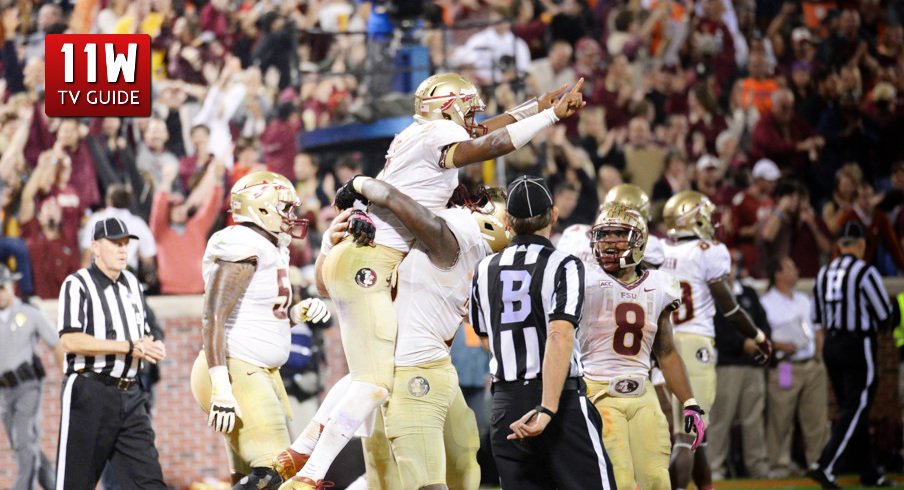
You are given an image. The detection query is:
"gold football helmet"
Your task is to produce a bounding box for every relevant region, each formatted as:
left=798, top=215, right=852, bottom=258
left=414, top=73, right=487, bottom=137
left=230, top=171, right=308, bottom=239
left=603, top=184, right=652, bottom=222
left=663, top=190, right=716, bottom=241
left=592, top=202, right=648, bottom=273
left=471, top=187, right=512, bottom=253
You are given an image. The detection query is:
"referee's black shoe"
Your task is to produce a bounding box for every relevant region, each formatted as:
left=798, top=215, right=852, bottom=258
left=863, top=476, right=896, bottom=488
left=807, top=467, right=841, bottom=489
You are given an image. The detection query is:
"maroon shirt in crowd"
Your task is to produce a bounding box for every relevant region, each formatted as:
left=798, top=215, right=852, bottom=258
left=25, top=232, right=80, bottom=299
left=261, top=119, right=300, bottom=178
left=750, top=112, right=816, bottom=176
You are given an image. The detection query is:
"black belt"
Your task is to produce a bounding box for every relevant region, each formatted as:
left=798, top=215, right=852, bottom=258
left=827, top=329, right=876, bottom=339
left=492, top=376, right=585, bottom=393
left=0, top=359, right=43, bottom=389
left=78, top=371, right=138, bottom=391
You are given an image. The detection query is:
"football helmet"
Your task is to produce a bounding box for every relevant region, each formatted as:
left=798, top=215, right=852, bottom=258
left=230, top=171, right=308, bottom=240
left=591, top=202, right=648, bottom=273
left=471, top=187, right=512, bottom=253
left=414, top=73, right=487, bottom=138
left=663, top=190, right=716, bottom=241
left=603, top=184, right=652, bottom=222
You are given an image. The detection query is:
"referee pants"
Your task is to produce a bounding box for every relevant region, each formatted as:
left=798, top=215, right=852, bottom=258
left=817, top=332, right=881, bottom=483
left=490, top=377, right=617, bottom=490
left=55, top=374, right=166, bottom=490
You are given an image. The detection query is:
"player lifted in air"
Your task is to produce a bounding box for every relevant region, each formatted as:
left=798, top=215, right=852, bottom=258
left=287, top=73, right=584, bottom=489
left=281, top=180, right=511, bottom=490
left=567, top=202, right=704, bottom=489
left=660, top=191, right=772, bottom=490
left=189, top=171, right=332, bottom=489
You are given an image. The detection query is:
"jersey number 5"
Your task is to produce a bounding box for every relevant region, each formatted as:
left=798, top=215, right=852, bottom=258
left=614, top=303, right=644, bottom=355
left=273, top=268, right=291, bottom=320
left=671, top=281, right=695, bottom=325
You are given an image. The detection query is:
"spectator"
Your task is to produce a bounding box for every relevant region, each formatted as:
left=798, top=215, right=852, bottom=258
left=149, top=163, right=223, bottom=295
left=18, top=151, right=84, bottom=252
left=578, top=107, right=626, bottom=172
left=750, top=89, right=824, bottom=177
left=739, top=51, right=780, bottom=116
left=529, top=41, right=576, bottom=96
left=687, top=84, right=728, bottom=157
left=572, top=38, right=605, bottom=100
left=691, top=0, right=737, bottom=85
left=816, top=90, right=880, bottom=183
left=550, top=182, right=579, bottom=236
left=835, top=181, right=904, bottom=274
left=54, top=119, right=101, bottom=210
left=231, top=137, right=267, bottom=189
left=547, top=0, right=597, bottom=47
left=789, top=61, right=824, bottom=127
left=731, top=159, right=779, bottom=273
left=709, top=254, right=771, bottom=480
left=652, top=149, right=691, bottom=205
left=787, top=188, right=833, bottom=279
left=85, top=117, right=153, bottom=219
left=623, top=116, right=666, bottom=196
left=261, top=102, right=301, bottom=179
left=822, top=163, right=862, bottom=235
left=821, top=9, right=876, bottom=72
left=293, top=152, right=327, bottom=220
left=762, top=256, right=828, bottom=479
left=79, top=185, right=158, bottom=284
left=453, top=5, right=532, bottom=85
left=24, top=198, right=80, bottom=299
left=191, top=57, right=247, bottom=168
left=178, top=124, right=214, bottom=193
left=590, top=54, right=634, bottom=129
left=692, top=154, right=730, bottom=206
left=24, top=4, right=62, bottom=60
left=544, top=126, right=598, bottom=226
left=878, top=161, right=904, bottom=250
left=136, top=118, right=180, bottom=189
left=876, top=25, right=904, bottom=68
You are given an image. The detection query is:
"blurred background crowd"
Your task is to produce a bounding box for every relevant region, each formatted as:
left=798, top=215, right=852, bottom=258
left=2, top=0, right=904, bottom=486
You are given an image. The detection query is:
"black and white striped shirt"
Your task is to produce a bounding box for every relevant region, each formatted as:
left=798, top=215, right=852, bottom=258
left=58, top=264, right=150, bottom=378
left=812, top=254, right=892, bottom=334
left=470, top=235, right=585, bottom=382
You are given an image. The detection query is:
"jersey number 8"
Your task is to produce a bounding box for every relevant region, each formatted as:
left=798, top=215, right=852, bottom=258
left=613, top=303, right=644, bottom=356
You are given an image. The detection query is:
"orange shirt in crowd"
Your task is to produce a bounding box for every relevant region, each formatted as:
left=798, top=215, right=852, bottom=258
left=150, top=185, right=224, bottom=294
left=740, top=78, right=780, bottom=115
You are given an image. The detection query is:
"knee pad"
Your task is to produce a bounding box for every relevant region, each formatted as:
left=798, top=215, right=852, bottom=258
left=232, top=467, right=282, bottom=490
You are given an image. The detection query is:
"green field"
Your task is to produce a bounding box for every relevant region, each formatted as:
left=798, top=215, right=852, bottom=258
left=477, top=474, right=902, bottom=489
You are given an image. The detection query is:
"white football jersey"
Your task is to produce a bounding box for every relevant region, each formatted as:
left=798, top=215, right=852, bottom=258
left=645, top=235, right=665, bottom=267
left=557, top=224, right=666, bottom=269
left=394, top=208, right=490, bottom=366
left=660, top=239, right=731, bottom=337
left=368, top=118, right=471, bottom=252
left=579, top=268, right=681, bottom=380
left=202, top=225, right=292, bottom=368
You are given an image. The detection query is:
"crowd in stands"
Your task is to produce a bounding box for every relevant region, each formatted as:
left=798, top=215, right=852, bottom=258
left=1, top=0, right=904, bottom=302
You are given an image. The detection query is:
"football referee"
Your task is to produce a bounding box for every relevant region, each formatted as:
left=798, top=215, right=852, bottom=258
left=470, top=175, right=616, bottom=490
left=808, top=221, right=893, bottom=489
left=56, top=218, right=167, bottom=489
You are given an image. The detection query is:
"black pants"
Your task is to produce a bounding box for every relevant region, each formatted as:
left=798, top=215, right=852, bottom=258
left=490, top=378, right=617, bottom=490
left=818, top=332, right=881, bottom=483
left=55, top=374, right=166, bottom=490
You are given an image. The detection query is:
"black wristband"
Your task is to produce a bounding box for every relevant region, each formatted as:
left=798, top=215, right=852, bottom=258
left=534, top=405, right=556, bottom=418
left=127, top=339, right=134, bottom=355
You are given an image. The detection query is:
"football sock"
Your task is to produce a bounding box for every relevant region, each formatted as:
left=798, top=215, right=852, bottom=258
left=289, top=375, right=352, bottom=456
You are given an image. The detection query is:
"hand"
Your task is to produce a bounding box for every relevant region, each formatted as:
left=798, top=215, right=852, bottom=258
left=290, top=298, right=331, bottom=324
left=133, top=336, right=166, bottom=364
left=507, top=408, right=553, bottom=440
left=553, top=78, right=586, bottom=120
left=333, top=176, right=368, bottom=210
left=538, top=84, right=568, bottom=111
left=208, top=371, right=242, bottom=433
left=348, top=210, right=375, bottom=246
left=3, top=7, right=19, bottom=40
left=753, top=331, right=772, bottom=365
left=683, top=404, right=706, bottom=450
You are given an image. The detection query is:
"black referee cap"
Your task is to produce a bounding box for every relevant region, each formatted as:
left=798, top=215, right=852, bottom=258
left=838, top=221, right=866, bottom=241
left=506, top=176, right=553, bottom=219
left=93, top=218, right=139, bottom=241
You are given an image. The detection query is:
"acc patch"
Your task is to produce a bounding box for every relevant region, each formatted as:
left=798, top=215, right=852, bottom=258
left=407, top=376, right=430, bottom=397
left=696, top=347, right=713, bottom=364
left=614, top=378, right=640, bottom=395
left=355, top=268, right=377, bottom=288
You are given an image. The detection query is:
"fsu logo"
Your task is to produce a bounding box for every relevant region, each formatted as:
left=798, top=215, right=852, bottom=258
left=408, top=376, right=430, bottom=397
left=696, top=347, right=713, bottom=364
left=355, top=268, right=377, bottom=288
left=614, top=379, right=640, bottom=395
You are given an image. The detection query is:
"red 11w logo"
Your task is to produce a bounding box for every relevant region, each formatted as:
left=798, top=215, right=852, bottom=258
left=44, top=34, right=152, bottom=117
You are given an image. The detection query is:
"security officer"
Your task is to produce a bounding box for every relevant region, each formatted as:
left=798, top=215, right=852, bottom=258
left=0, top=265, right=60, bottom=489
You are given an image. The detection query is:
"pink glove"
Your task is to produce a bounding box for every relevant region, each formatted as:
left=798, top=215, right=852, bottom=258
left=684, top=404, right=706, bottom=451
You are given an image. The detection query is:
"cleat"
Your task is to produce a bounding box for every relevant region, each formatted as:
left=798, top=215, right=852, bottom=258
left=278, top=476, right=334, bottom=490
left=807, top=468, right=841, bottom=489
left=273, top=449, right=309, bottom=480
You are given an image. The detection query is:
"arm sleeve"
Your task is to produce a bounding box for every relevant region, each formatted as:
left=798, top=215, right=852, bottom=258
left=862, top=266, right=892, bottom=323
left=58, top=276, right=87, bottom=336
left=548, top=256, right=585, bottom=326
left=31, top=306, right=60, bottom=347
left=469, top=263, right=487, bottom=337
left=703, top=243, right=732, bottom=282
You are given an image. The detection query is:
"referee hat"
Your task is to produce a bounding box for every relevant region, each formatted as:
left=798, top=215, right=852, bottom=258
left=838, top=221, right=866, bottom=242
left=506, top=175, right=553, bottom=219
left=93, top=218, right=139, bottom=241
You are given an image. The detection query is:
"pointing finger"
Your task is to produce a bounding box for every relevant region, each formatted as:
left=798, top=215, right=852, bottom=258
left=570, top=78, right=585, bottom=95
left=549, top=84, right=568, bottom=99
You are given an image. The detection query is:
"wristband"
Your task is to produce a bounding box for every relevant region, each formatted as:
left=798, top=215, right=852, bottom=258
left=534, top=405, right=556, bottom=418
left=352, top=176, right=373, bottom=194
left=320, top=230, right=334, bottom=257
left=127, top=339, right=134, bottom=355
left=754, top=329, right=766, bottom=344
left=683, top=398, right=699, bottom=409
left=505, top=108, right=559, bottom=150
left=506, top=98, right=539, bottom=121
left=209, top=365, right=231, bottom=391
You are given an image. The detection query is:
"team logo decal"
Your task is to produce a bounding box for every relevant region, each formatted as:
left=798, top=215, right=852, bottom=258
left=355, top=268, right=377, bottom=288
left=696, top=347, right=713, bottom=364
left=408, top=376, right=430, bottom=397
left=614, top=379, right=640, bottom=394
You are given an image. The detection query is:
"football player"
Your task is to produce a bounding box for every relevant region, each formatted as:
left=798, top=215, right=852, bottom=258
left=567, top=202, right=704, bottom=489
left=189, top=171, right=332, bottom=489
left=660, top=191, right=772, bottom=490
left=298, top=73, right=584, bottom=488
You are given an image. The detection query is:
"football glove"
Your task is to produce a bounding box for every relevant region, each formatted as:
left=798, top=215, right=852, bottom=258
left=683, top=403, right=706, bottom=451
left=208, top=366, right=242, bottom=433
left=753, top=329, right=773, bottom=365
left=348, top=210, right=376, bottom=245
left=290, top=298, right=331, bottom=324
left=334, top=175, right=369, bottom=210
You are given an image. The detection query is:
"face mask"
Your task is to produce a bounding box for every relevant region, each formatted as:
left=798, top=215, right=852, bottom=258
left=277, top=232, right=292, bottom=248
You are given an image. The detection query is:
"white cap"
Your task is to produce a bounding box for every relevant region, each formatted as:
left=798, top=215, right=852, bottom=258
left=696, top=154, right=720, bottom=171
left=752, top=159, right=781, bottom=181
left=792, top=27, right=812, bottom=44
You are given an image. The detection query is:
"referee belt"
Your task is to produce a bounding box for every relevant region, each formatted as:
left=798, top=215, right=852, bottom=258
left=78, top=370, right=138, bottom=391
left=492, top=376, right=585, bottom=394
left=827, top=329, right=876, bottom=339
